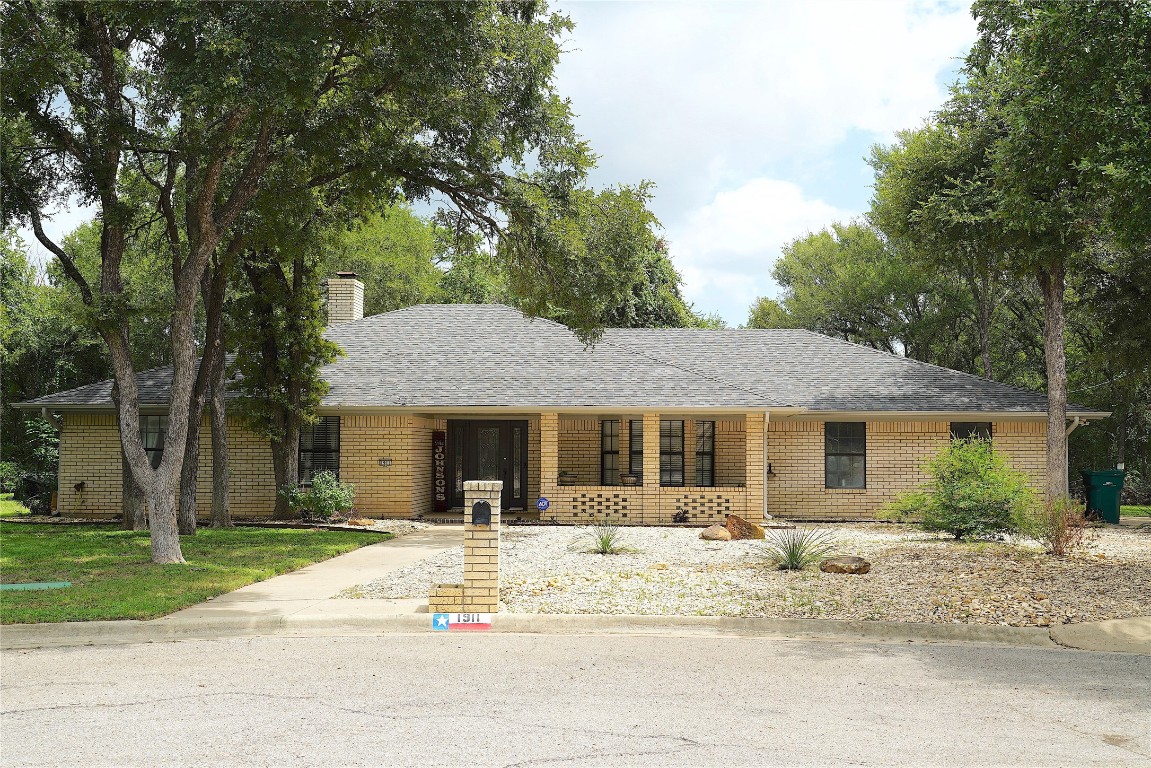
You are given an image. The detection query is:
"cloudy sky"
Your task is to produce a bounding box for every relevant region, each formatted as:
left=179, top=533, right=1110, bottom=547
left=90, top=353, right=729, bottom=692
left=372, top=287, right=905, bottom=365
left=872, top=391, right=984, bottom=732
left=554, top=0, right=978, bottom=324
left=22, top=1, right=977, bottom=326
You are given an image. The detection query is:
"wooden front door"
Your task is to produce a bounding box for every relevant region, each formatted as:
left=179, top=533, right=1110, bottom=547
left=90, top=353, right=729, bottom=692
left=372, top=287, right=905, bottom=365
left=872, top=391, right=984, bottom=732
left=447, top=420, right=528, bottom=510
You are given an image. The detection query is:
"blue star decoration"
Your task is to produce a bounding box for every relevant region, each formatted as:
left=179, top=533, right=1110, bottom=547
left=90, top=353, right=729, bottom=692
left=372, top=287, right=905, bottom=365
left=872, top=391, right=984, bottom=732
left=432, top=613, right=450, bottom=630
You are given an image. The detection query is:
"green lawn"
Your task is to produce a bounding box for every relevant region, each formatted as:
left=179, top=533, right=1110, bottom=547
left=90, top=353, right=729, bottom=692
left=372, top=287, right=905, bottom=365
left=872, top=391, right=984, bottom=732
left=1122, top=505, right=1151, bottom=517
left=0, top=493, right=30, bottom=517
left=0, top=522, right=388, bottom=624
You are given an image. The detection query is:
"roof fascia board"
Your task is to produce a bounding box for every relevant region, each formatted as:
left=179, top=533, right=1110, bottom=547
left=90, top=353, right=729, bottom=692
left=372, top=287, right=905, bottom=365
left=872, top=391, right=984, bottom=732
left=785, top=409, right=1112, bottom=422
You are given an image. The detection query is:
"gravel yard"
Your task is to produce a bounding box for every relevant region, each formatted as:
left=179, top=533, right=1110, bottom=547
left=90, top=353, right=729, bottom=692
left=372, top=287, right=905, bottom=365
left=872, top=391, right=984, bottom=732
left=341, top=523, right=1151, bottom=627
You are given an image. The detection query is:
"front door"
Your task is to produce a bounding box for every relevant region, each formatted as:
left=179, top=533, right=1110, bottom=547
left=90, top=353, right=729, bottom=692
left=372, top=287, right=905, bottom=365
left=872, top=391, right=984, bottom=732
left=447, top=420, right=528, bottom=510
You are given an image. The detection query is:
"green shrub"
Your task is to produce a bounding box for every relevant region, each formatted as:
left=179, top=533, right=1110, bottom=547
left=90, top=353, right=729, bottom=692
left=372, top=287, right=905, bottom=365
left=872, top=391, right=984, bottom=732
left=762, top=527, right=836, bottom=570
left=889, top=439, right=1033, bottom=540
left=282, top=471, right=356, bottom=523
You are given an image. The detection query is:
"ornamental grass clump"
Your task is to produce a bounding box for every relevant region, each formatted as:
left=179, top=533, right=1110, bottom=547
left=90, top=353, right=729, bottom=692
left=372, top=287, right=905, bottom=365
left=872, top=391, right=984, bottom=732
left=762, top=527, right=836, bottom=571
left=885, top=439, right=1033, bottom=540
left=580, top=518, right=629, bottom=555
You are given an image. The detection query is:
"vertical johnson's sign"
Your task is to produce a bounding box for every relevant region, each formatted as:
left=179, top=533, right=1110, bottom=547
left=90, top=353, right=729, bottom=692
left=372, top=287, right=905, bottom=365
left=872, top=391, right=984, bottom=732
left=432, top=430, right=448, bottom=513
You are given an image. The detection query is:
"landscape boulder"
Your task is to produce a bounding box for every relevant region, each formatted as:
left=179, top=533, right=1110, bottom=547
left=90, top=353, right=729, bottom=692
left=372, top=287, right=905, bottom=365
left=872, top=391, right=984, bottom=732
left=700, top=524, right=732, bottom=541
left=725, top=514, right=766, bottom=540
left=820, top=556, right=871, bottom=575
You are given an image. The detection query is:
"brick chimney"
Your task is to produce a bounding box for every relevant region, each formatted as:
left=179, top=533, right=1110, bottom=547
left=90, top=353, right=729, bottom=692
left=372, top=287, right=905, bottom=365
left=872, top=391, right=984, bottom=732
left=326, top=272, right=364, bottom=326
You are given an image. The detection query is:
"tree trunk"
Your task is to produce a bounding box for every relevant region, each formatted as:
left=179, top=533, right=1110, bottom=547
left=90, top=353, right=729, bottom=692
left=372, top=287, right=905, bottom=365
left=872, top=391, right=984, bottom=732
left=209, top=381, right=232, bottom=527
left=147, top=486, right=185, bottom=564
left=178, top=414, right=201, bottom=535
left=271, top=423, right=301, bottom=519
left=120, top=450, right=148, bottom=530
left=1038, top=263, right=1069, bottom=501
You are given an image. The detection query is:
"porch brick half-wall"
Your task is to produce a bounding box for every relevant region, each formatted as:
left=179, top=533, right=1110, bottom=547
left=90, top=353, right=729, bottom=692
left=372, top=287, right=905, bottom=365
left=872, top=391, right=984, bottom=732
left=766, top=420, right=1047, bottom=520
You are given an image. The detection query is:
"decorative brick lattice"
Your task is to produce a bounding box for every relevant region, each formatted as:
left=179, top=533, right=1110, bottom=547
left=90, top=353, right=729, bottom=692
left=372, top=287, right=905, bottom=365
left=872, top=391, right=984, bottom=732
left=663, top=493, right=738, bottom=524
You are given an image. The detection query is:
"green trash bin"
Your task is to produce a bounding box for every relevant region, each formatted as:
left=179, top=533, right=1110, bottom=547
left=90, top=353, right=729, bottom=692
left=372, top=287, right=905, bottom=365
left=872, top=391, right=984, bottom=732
left=1081, top=470, right=1125, bottom=524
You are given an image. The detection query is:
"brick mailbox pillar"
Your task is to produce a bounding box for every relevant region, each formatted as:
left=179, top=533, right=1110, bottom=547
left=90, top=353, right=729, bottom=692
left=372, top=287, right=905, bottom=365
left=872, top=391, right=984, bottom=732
left=428, top=480, right=501, bottom=614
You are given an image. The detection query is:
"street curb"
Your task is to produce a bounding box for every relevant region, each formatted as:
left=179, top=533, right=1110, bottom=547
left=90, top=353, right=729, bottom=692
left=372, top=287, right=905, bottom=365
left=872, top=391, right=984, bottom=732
left=0, top=612, right=1062, bottom=651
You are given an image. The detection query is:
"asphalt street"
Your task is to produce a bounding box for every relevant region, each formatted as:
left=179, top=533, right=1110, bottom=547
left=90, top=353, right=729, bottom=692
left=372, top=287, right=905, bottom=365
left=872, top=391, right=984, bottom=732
left=1, top=633, right=1148, bottom=767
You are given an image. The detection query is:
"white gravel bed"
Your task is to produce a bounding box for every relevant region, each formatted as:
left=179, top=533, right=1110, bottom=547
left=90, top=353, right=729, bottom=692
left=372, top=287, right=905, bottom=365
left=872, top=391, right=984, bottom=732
left=340, top=523, right=1151, bottom=626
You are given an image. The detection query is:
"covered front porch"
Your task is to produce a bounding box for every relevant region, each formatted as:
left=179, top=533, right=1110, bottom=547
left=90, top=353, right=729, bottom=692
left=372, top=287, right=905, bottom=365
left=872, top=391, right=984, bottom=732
left=438, top=412, right=766, bottom=525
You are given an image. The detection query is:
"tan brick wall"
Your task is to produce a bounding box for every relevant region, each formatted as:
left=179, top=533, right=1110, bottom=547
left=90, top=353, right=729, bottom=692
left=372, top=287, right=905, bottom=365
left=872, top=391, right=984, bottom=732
left=994, top=421, right=1047, bottom=492
left=558, top=417, right=600, bottom=484
left=57, top=411, right=1050, bottom=524
left=221, top=416, right=278, bottom=516
left=766, top=419, right=1048, bottom=520
left=716, top=419, right=746, bottom=486
left=58, top=414, right=123, bottom=519
left=57, top=413, right=278, bottom=519
left=409, top=416, right=434, bottom=515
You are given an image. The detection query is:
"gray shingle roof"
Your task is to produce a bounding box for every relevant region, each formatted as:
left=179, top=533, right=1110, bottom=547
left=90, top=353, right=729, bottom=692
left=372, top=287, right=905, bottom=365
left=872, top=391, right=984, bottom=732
left=16, top=303, right=1105, bottom=415
left=604, top=327, right=1076, bottom=413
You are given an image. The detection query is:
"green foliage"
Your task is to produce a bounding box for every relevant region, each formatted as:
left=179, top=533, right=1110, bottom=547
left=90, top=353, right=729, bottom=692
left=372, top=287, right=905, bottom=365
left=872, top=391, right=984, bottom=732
left=891, top=440, right=1034, bottom=540
left=0, top=463, right=19, bottom=493
left=325, top=204, right=442, bottom=315
left=502, top=183, right=664, bottom=341
left=0, top=523, right=383, bottom=623
left=1015, top=497, right=1089, bottom=557
left=579, top=518, right=628, bottom=555
left=761, top=527, right=837, bottom=571
left=281, top=471, right=356, bottom=523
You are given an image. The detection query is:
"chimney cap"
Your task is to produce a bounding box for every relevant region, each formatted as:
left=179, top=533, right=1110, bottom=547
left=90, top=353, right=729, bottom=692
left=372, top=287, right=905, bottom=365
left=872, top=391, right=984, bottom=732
left=334, top=271, right=360, bottom=279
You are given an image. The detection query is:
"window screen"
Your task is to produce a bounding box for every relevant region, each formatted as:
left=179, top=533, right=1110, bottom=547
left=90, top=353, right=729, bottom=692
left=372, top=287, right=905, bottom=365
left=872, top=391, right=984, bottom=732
left=300, top=416, right=341, bottom=484
left=825, top=422, right=865, bottom=489
left=695, top=421, right=715, bottom=487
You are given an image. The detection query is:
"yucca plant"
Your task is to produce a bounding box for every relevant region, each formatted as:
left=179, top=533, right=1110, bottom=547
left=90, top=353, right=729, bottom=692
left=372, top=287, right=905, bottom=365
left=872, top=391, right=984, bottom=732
left=762, top=527, right=836, bottom=571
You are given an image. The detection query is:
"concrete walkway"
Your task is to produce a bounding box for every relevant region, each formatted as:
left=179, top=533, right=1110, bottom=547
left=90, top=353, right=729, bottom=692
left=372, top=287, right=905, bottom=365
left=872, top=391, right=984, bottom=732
left=169, top=524, right=463, bottom=622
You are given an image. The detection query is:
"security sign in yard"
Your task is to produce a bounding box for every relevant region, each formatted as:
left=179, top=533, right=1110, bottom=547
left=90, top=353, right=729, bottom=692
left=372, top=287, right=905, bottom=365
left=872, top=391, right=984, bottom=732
left=432, top=612, right=493, bottom=631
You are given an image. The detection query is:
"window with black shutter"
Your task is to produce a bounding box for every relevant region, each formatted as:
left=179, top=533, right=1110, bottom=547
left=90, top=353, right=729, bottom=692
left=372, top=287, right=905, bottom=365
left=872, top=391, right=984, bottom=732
left=300, top=416, right=341, bottom=484
left=660, top=419, right=685, bottom=487
left=601, top=419, right=620, bottom=486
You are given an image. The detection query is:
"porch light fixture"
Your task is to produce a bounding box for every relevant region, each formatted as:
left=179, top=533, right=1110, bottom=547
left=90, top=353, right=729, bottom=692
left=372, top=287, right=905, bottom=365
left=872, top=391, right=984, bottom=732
left=765, top=462, right=775, bottom=478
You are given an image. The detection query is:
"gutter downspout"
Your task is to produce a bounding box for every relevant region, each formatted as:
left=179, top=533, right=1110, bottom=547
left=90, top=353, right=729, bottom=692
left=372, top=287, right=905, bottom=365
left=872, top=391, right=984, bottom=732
left=1065, top=417, right=1084, bottom=493
left=763, top=411, right=769, bottom=522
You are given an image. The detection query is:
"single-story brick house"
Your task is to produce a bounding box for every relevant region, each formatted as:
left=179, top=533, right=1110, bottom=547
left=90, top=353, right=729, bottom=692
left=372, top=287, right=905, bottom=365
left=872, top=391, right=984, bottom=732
left=17, top=274, right=1108, bottom=524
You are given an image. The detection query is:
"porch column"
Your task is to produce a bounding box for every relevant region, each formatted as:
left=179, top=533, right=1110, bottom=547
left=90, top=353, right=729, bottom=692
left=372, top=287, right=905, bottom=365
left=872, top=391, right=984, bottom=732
left=642, top=412, right=661, bottom=523
left=539, top=413, right=559, bottom=508
left=745, top=411, right=766, bottom=522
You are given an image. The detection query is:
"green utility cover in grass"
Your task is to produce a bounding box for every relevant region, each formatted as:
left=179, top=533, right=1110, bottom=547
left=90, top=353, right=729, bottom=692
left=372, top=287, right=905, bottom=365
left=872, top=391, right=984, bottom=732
left=0, top=582, right=72, bottom=591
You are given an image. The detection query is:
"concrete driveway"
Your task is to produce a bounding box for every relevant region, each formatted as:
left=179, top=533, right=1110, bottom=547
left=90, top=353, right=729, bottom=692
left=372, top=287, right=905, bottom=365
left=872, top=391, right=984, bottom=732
left=2, top=634, right=1148, bottom=767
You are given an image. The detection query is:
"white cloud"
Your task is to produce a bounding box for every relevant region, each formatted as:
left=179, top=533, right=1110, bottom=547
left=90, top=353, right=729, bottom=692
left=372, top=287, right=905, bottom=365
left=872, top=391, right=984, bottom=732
left=669, top=177, right=854, bottom=324
left=555, top=0, right=977, bottom=322
left=557, top=0, right=975, bottom=205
